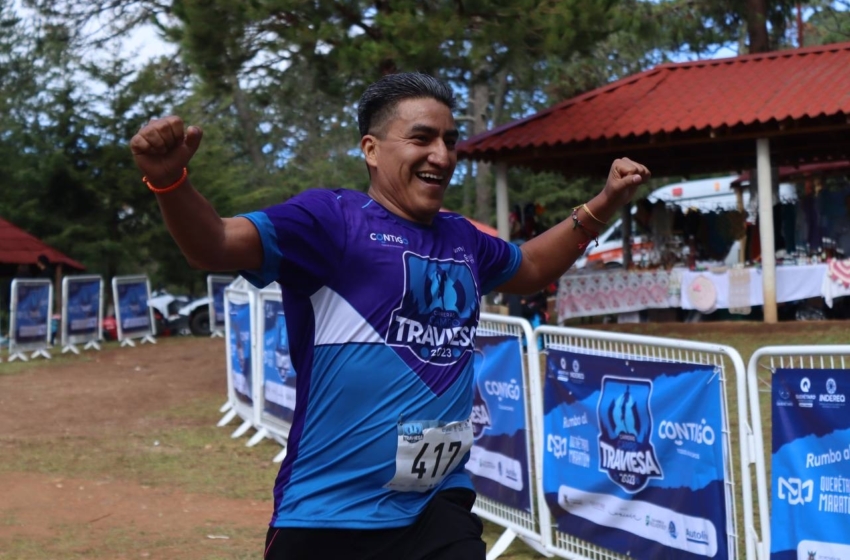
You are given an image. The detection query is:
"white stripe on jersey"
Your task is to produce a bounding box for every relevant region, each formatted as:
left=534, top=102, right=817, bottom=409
left=310, top=286, right=383, bottom=345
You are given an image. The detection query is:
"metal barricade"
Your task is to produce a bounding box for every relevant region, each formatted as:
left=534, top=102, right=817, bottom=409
left=476, top=313, right=548, bottom=559
left=534, top=325, right=750, bottom=560
left=746, top=346, right=850, bottom=560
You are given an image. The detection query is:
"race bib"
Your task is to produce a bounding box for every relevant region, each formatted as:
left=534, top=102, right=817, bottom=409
left=385, top=418, right=473, bottom=492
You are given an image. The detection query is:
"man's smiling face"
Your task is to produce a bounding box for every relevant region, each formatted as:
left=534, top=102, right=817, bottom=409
left=362, top=97, right=459, bottom=224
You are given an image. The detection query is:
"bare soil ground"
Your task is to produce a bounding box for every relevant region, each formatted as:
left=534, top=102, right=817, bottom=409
left=0, top=338, right=269, bottom=560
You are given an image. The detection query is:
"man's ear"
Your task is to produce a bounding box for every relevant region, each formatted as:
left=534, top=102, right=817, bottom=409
left=361, top=134, right=378, bottom=168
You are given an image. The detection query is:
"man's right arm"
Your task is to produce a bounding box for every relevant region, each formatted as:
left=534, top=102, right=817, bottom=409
left=130, top=116, right=263, bottom=272
left=153, top=181, right=262, bottom=271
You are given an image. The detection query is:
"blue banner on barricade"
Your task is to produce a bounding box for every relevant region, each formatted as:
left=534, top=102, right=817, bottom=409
left=13, top=281, right=51, bottom=346
left=208, top=275, right=233, bottom=332
left=228, top=300, right=253, bottom=405
left=261, top=299, right=296, bottom=423
left=771, top=368, right=850, bottom=560
left=66, top=278, right=100, bottom=338
left=543, top=350, right=727, bottom=560
left=116, top=280, right=151, bottom=336
left=467, top=334, right=531, bottom=513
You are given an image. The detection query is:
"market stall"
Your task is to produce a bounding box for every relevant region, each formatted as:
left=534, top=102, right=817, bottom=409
left=556, top=258, right=850, bottom=323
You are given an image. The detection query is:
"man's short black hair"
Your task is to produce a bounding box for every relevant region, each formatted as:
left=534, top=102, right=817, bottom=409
left=357, top=72, right=455, bottom=138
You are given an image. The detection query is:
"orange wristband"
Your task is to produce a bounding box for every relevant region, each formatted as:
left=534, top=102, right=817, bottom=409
left=144, top=167, right=188, bottom=194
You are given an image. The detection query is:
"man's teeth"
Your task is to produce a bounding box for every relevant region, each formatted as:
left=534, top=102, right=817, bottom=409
left=418, top=173, right=442, bottom=181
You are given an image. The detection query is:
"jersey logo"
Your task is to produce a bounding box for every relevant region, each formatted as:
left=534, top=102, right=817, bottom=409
left=387, top=252, right=479, bottom=366
left=597, top=376, right=663, bottom=492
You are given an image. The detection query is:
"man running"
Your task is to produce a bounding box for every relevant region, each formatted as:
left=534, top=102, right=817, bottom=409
left=131, top=72, right=649, bottom=560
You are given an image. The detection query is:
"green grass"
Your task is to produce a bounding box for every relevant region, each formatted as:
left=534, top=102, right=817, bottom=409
left=0, top=398, right=274, bottom=502
left=0, top=349, right=97, bottom=377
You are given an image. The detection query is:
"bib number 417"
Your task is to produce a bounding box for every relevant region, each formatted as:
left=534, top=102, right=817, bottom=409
left=411, top=441, right=463, bottom=479
left=385, top=419, right=473, bottom=492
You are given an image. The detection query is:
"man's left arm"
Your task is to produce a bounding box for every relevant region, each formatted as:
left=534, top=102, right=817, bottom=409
left=496, top=158, right=650, bottom=295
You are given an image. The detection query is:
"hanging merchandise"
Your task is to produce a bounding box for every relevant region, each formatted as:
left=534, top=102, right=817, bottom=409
left=728, top=268, right=752, bottom=315
left=687, top=275, right=718, bottom=314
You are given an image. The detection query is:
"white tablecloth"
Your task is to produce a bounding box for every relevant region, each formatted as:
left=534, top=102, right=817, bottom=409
left=680, top=265, right=828, bottom=310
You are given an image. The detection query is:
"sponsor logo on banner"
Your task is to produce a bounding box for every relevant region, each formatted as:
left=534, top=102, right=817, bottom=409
left=470, top=380, right=492, bottom=440
left=796, top=376, right=816, bottom=408
left=646, top=515, right=666, bottom=530
left=557, top=485, right=719, bottom=557
left=658, top=418, right=716, bottom=460
left=797, top=540, right=850, bottom=560
left=774, top=377, right=795, bottom=407
left=484, top=378, right=521, bottom=403
left=387, top=253, right=478, bottom=365
left=597, top=376, right=663, bottom=492
left=686, top=528, right=711, bottom=545
left=818, top=377, right=845, bottom=408
left=777, top=477, right=814, bottom=505
left=547, top=434, right=568, bottom=459
left=556, top=356, right=585, bottom=383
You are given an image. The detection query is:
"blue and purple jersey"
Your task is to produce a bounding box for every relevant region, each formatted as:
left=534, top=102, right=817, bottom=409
left=240, top=188, right=521, bottom=529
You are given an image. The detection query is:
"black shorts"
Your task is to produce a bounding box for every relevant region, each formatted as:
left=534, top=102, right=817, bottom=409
left=263, top=488, right=485, bottom=560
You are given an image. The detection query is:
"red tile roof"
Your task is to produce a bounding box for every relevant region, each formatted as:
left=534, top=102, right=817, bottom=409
left=459, top=41, right=850, bottom=175
left=0, top=217, right=85, bottom=270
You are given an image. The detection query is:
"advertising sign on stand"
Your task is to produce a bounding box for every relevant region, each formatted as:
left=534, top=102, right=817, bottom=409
left=61, top=275, right=103, bottom=354
left=208, top=275, right=234, bottom=337
left=260, top=296, right=297, bottom=426
left=8, top=279, right=53, bottom=361
left=227, top=295, right=254, bottom=406
left=112, top=276, right=155, bottom=346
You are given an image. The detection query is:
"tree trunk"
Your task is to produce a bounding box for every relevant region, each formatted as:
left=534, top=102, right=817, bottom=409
left=230, top=76, right=266, bottom=170
left=746, top=0, right=770, bottom=53
left=471, top=81, right=492, bottom=224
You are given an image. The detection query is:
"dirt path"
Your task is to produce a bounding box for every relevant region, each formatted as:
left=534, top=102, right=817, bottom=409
left=0, top=338, right=270, bottom=559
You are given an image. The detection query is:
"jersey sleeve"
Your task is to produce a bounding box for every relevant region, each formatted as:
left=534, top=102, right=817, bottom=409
left=238, top=189, right=346, bottom=294
left=474, top=229, right=522, bottom=295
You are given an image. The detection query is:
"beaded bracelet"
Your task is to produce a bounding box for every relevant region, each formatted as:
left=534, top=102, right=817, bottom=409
left=143, top=167, right=188, bottom=194
left=571, top=208, right=600, bottom=251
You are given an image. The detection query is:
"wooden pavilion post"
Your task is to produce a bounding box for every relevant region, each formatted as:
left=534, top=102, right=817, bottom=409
left=495, top=163, right=510, bottom=241
left=54, top=263, right=63, bottom=312
left=621, top=204, right=633, bottom=269
left=756, top=138, right=778, bottom=323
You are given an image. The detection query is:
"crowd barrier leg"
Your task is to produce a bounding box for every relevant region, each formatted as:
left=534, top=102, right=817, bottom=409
left=486, top=529, right=517, bottom=560
left=230, top=419, right=253, bottom=438
left=217, top=408, right=237, bottom=427
left=246, top=427, right=268, bottom=447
